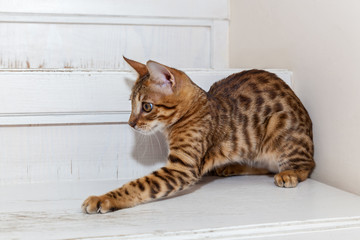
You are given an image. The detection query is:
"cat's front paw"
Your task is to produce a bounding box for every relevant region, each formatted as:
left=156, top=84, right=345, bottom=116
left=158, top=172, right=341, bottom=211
left=82, top=195, right=117, bottom=214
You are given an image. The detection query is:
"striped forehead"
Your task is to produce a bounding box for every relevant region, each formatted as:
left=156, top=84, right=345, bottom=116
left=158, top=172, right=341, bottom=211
left=131, top=87, right=148, bottom=115
left=134, top=74, right=149, bottom=91
left=130, top=87, right=142, bottom=111
left=133, top=86, right=148, bottom=102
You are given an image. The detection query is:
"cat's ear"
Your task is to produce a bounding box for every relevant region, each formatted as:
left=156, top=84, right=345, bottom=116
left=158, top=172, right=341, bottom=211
left=123, top=56, right=148, bottom=76
left=146, top=60, right=175, bottom=92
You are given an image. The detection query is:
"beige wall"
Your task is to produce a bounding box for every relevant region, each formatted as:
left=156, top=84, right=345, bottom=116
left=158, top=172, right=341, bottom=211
left=229, top=0, right=360, bottom=195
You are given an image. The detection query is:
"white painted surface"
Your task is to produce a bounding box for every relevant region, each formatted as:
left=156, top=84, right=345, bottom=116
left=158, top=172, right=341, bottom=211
left=229, top=0, right=360, bottom=195
left=0, top=124, right=168, bottom=184
left=0, top=0, right=229, bottom=69
left=1, top=176, right=360, bottom=239
left=0, top=21, right=211, bottom=69
left=0, top=0, right=230, bottom=184
left=0, top=0, right=229, bottom=19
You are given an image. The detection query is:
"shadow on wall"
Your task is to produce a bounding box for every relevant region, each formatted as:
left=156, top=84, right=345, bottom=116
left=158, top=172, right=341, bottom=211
left=131, top=130, right=168, bottom=166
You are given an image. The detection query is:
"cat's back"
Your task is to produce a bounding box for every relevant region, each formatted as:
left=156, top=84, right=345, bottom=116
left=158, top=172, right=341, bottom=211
left=207, top=69, right=311, bottom=131
left=208, top=69, right=306, bottom=112
left=208, top=69, right=292, bottom=99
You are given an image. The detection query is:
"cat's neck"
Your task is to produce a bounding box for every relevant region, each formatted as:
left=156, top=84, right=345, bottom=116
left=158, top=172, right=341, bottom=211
left=166, top=84, right=209, bottom=131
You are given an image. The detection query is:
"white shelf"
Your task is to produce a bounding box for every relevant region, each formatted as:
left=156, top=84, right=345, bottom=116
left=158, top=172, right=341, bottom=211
left=1, top=176, right=360, bottom=239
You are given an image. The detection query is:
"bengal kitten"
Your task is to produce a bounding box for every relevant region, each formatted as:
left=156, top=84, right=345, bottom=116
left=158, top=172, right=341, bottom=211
left=82, top=57, right=315, bottom=214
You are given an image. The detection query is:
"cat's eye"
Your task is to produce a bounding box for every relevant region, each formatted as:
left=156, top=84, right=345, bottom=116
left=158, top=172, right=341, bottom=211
left=142, top=102, right=153, bottom=112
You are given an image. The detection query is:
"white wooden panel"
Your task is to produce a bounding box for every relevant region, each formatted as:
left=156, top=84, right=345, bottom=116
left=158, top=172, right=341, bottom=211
left=0, top=0, right=229, bottom=70
left=1, top=176, right=360, bottom=239
left=0, top=22, right=211, bottom=69
left=0, top=70, right=292, bottom=125
left=0, top=124, right=167, bottom=184
left=0, top=72, right=134, bottom=114
left=211, top=20, right=230, bottom=68
left=0, top=0, right=229, bottom=19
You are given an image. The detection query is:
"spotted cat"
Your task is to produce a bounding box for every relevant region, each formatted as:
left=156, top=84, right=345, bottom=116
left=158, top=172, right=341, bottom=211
left=82, top=57, right=315, bottom=214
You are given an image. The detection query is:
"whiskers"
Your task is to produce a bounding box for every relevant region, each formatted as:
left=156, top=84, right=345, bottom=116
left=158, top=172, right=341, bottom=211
left=130, top=126, right=168, bottom=162
left=130, top=127, right=149, bottom=159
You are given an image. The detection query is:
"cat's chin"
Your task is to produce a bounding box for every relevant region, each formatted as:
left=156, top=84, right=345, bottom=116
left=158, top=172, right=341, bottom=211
left=136, top=129, right=156, bottom=136
left=132, top=125, right=164, bottom=136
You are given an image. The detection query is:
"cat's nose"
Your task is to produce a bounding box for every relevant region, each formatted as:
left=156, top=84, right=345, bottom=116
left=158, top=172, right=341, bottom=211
left=128, top=120, right=136, bottom=128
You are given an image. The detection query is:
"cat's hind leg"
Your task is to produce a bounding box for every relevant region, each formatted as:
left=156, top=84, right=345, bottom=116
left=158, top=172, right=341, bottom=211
left=261, top=111, right=315, bottom=188
left=272, top=134, right=315, bottom=188
left=213, top=164, right=270, bottom=177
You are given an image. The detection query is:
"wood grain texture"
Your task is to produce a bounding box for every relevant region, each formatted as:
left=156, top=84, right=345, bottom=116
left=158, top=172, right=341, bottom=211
left=1, top=176, right=360, bottom=239
left=0, top=124, right=168, bottom=184
left=0, top=22, right=211, bottom=69
left=0, top=0, right=229, bottom=70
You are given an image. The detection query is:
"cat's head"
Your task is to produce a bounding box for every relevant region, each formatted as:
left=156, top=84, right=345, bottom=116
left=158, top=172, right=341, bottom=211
left=124, top=57, right=195, bottom=134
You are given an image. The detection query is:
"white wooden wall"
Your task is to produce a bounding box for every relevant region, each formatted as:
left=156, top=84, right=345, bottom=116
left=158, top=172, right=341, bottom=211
left=0, top=0, right=229, bottom=70
left=0, top=0, right=292, bottom=184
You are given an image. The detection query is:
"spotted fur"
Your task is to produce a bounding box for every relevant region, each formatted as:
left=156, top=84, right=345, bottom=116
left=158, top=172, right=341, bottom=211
left=82, top=57, right=315, bottom=214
